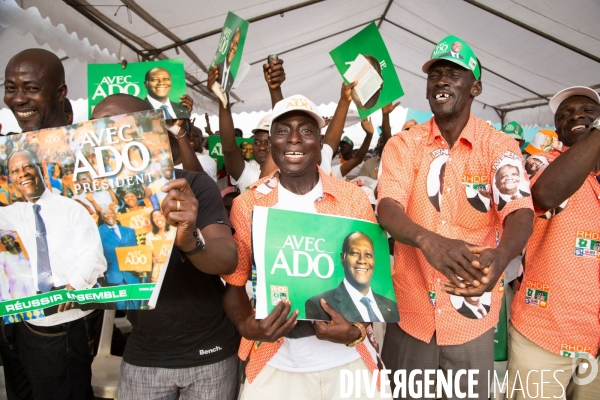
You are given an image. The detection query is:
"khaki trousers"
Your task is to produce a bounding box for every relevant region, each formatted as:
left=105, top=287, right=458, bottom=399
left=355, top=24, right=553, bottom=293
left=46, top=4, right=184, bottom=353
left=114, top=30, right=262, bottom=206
left=241, top=358, right=378, bottom=400
left=506, top=323, right=599, bottom=400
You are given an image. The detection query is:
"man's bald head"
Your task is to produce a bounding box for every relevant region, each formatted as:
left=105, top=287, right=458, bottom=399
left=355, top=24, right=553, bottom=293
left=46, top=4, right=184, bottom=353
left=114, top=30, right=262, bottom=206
left=4, top=49, right=67, bottom=131
left=91, top=94, right=153, bottom=119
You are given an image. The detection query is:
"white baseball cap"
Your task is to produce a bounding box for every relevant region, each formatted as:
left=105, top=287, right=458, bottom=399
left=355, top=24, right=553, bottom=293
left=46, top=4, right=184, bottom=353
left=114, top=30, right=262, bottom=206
left=548, top=86, right=600, bottom=115
left=252, top=114, right=272, bottom=134
left=271, top=95, right=325, bottom=130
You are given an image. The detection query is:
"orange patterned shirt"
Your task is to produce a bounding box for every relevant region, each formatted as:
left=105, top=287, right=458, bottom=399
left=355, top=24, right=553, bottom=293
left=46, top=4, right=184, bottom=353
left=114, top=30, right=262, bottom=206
left=511, top=147, right=600, bottom=358
left=223, top=167, right=380, bottom=383
left=378, top=115, right=533, bottom=345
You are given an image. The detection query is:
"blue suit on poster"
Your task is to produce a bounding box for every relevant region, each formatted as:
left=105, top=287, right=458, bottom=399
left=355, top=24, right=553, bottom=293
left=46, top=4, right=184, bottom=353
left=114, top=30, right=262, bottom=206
left=98, top=223, right=140, bottom=309
left=99, top=223, right=139, bottom=284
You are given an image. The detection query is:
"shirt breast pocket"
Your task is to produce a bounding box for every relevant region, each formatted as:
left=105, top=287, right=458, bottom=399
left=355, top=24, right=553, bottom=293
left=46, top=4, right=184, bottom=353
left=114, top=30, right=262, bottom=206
left=456, top=179, right=493, bottom=229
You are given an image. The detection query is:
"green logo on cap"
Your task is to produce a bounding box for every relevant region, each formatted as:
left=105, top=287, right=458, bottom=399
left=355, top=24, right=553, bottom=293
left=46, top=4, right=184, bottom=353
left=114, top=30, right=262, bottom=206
left=423, top=35, right=481, bottom=80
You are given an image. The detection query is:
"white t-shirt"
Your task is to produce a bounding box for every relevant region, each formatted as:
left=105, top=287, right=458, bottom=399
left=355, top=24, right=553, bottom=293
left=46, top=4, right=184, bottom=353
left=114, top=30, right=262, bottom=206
left=175, top=151, right=218, bottom=182
left=330, top=154, right=362, bottom=179
left=232, top=144, right=335, bottom=192
left=267, top=179, right=375, bottom=372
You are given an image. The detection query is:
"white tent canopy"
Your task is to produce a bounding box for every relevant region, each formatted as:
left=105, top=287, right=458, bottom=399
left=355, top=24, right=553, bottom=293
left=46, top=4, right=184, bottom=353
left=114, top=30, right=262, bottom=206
left=1, top=0, right=599, bottom=130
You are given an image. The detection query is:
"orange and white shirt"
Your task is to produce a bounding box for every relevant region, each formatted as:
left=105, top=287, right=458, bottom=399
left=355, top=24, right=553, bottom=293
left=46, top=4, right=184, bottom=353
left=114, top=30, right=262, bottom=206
left=223, top=167, right=380, bottom=383
left=511, top=147, right=600, bottom=358
left=378, top=115, right=533, bottom=345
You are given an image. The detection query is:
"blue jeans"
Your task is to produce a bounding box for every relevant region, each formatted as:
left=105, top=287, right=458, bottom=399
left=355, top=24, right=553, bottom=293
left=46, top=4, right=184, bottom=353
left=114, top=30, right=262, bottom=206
left=0, top=310, right=99, bottom=400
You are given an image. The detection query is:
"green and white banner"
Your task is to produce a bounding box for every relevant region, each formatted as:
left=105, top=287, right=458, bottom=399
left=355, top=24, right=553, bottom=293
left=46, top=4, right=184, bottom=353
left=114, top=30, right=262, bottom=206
left=208, top=136, right=254, bottom=170
left=88, top=58, right=189, bottom=119
left=253, top=207, right=398, bottom=323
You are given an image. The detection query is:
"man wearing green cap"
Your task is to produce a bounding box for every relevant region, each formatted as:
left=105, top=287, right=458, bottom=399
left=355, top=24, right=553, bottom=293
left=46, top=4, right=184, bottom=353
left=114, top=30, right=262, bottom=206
left=378, top=35, right=534, bottom=398
left=332, top=135, right=364, bottom=179
left=503, top=121, right=526, bottom=154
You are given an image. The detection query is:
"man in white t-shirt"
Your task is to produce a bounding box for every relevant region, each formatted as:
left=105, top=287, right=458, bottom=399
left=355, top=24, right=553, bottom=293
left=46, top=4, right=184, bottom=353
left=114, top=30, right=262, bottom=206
left=223, top=94, right=380, bottom=400
left=174, top=126, right=218, bottom=182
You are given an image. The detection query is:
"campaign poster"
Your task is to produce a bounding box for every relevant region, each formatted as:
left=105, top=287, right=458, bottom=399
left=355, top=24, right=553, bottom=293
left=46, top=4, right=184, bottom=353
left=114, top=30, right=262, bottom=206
left=208, top=135, right=253, bottom=170
left=330, top=22, right=404, bottom=119
left=87, top=59, right=189, bottom=119
left=253, top=207, right=398, bottom=323
left=209, top=11, right=249, bottom=94
left=0, top=110, right=176, bottom=323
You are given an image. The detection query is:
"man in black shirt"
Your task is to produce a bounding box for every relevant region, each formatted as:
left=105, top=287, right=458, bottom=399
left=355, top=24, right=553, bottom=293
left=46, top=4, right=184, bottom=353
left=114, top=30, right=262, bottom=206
left=91, top=94, right=240, bottom=399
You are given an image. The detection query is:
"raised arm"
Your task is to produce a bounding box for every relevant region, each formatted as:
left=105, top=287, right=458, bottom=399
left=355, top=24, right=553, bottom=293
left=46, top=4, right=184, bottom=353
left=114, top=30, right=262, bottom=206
left=171, top=120, right=203, bottom=173
left=321, top=81, right=358, bottom=150
left=381, top=101, right=401, bottom=144
left=207, top=66, right=245, bottom=180
left=204, top=113, right=216, bottom=136
left=339, top=118, right=374, bottom=177
left=531, top=127, right=600, bottom=210
left=263, top=58, right=285, bottom=108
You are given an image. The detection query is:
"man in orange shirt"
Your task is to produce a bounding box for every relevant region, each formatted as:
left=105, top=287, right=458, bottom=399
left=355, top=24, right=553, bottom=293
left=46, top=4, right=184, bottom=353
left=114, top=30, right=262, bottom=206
left=222, top=92, right=382, bottom=399
left=507, top=86, right=600, bottom=399
left=378, top=35, right=534, bottom=399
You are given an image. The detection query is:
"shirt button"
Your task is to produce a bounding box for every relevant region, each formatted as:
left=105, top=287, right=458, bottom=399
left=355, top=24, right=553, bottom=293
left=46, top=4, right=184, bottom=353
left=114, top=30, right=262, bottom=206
left=446, top=188, right=451, bottom=192
left=436, top=278, right=441, bottom=283
left=597, top=196, right=600, bottom=199
left=448, top=157, right=452, bottom=161
left=437, top=309, right=442, bottom=314
left=441, top=220, right=447, bottom=225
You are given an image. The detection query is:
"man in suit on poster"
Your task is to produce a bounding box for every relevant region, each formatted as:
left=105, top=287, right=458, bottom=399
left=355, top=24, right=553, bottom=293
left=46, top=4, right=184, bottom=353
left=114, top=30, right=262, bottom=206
left=144, top=67, right=189, bottom=119
left=305, top=231, right=399, bottom=323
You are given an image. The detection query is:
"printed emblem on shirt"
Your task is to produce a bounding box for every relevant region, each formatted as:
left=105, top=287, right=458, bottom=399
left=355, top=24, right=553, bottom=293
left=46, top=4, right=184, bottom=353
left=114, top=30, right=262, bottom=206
left=450, top=292, right=491, bottom=319
left=270, top=285, right=289, bottom=305
left=524, top=280, right=550, bottom=308
left=426, top=149, right=450, bottom=212
left=491, top=152, right=530, bottom=212
left=427, top=282, right=436, bottom=307
left=498, top=273, right=505, bottom=293
left=539, top=198, right=569, bottom=220
left=525, top=155, right=549, bottom=179
left=573, top=230, right=600, bottom=258
left=462, top=174, right=491, bottom=213
left=560, top=344, right=593, bottom=359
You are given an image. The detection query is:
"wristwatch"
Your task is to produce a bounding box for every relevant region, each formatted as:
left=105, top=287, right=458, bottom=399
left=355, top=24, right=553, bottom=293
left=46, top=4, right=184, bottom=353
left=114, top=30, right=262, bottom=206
left=184, top=228, right=205, bottom=256
left=592, top=117, right=600, bottom=131
left=345, top=322, right=367, bottom=348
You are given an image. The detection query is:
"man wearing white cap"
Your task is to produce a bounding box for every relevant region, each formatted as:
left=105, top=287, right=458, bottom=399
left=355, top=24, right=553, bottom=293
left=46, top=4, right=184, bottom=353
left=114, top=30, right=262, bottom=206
left=507, top=86, right=600, bottom=399
left=222, top=94, right=379, bottom=400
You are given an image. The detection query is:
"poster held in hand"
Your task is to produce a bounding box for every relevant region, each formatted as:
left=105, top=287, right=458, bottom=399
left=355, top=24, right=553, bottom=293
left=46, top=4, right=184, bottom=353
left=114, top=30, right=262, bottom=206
left=0, top=110, right=176, bottom=323
left=253, top=207, right=399, bottom=323
left=209, top=11, right=250, bottom=107
left=330, top=22, right=403, bottom=119
left=88, top=59, right=189, bottom=119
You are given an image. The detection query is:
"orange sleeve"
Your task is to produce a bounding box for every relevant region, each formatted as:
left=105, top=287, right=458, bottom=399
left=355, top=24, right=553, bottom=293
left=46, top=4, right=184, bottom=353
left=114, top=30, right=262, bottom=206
left=377, top=133, right=416, bottom=209
left=221, top=196, right=253, bottom=286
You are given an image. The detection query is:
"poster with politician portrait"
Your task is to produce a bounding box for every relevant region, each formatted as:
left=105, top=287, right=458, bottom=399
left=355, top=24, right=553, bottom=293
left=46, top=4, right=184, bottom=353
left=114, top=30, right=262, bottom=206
left=450, top=292, right=492, bottom=320
left=426, top=150, right=449, bottom=212
left=524, top=155, right=549, bottom=179
left=492, top=153, right=530, bottom=212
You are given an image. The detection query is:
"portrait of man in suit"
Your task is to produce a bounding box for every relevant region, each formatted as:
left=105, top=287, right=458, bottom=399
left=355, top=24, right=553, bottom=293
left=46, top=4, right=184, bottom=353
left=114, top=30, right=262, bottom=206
left=439, top=41, right=464, bottom=60
left=215, top=27, right=241, bottom=93
left=428, top=160, right=447, bottom=212
left=455, top=296, right=490, bottom=319
left=494, top=164, right=530, bottom=211
left=144, top=67, right=189, bottom=119
left=466, top=184, right=491, bottom=213
left=98, top=208, right=140, bottom=284
left=305, top=231, right=399, bottom=323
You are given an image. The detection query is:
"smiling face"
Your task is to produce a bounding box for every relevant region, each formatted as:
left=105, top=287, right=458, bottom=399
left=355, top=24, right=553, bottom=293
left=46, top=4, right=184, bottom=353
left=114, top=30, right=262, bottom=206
left=252, top=131, right=270, bottom=165
left=151, top=210, right=166, bottom=230
left=341, top=233, right=375, bottom=296
left=4, top=50, right=67, bottom=132
left=101, top=208, right=117, bottom=227
left=495, top=165, right=520, bottom=195
left=8, top=151, right=45, bottom=203
left=123, top=192, right=138, bottom=208
left=160, top=158, right=174, bottom=179
left=227, top=28, right=241, bottom=64
left=240, top=142, right=253, bottom=161
left=145, top=68, right=172, bottom=103
left=339, top=141, right=353, bottom=160
left=270, top=111, right=322, bottom=178
left=555, top=95, right=600, bottom=147
left=1, top=234, right=16, bottom=250
left=451, top=42, right=462, bottom=53
left=426, top=60, right=480, bottom=119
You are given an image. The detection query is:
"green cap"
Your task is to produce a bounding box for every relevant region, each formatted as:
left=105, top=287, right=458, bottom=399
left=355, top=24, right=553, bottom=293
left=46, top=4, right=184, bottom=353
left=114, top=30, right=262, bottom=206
left=422, top=35, right=481, bottom=80
left=502, top=121, right=524, bottom=140
left=341, top=136, right=354, bottom=147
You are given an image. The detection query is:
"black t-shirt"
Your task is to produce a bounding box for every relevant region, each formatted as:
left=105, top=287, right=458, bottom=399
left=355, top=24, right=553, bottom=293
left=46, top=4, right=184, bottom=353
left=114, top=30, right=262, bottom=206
left=123, top=170, right=240, bottom=368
